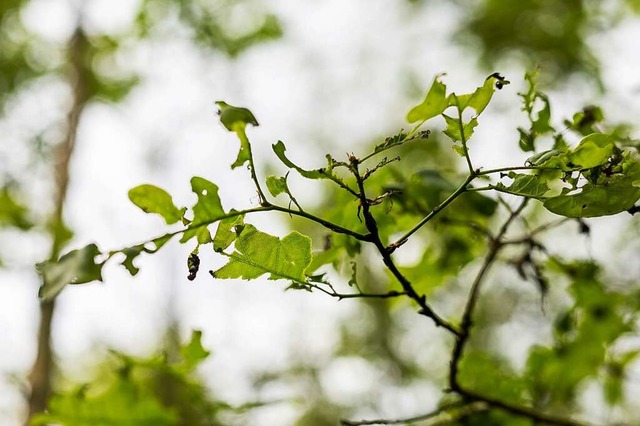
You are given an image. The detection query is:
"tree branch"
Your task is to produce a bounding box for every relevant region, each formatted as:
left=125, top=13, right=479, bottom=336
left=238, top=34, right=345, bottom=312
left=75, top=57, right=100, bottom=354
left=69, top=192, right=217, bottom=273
left=449, top=199, right=528, bottom=391
left=349, top=156, right=460, bottom=335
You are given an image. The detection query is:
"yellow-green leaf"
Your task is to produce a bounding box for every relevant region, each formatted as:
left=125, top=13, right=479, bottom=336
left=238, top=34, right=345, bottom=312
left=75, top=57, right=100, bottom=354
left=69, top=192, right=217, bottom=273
left=211, top=224, right=312, bottom=282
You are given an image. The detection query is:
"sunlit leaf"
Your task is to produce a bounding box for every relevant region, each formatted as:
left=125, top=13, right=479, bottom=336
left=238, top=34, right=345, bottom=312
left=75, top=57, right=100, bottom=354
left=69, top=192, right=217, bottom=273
left=181, top=177, right=225, bottom=243
left=213, top=213, right=244, bottom=252
left=568, top=133, right=615, bottom=169
left=266, top=175, right=288, bottom=197
left=452, top=73, right=507, bottom=116
left=128, top=184, right=184, bottom=225
left=211, top=224, right=312, bottom=282
left=272, top=140, right=325, bottom=179
left=443, top=114, right=478, bottom=142
left=407, top=75, right=449, bottom=123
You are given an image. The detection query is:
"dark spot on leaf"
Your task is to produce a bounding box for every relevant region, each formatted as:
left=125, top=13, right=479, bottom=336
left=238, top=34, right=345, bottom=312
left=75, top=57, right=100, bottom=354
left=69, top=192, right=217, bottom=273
left=582, top=204, right=587, bottom=209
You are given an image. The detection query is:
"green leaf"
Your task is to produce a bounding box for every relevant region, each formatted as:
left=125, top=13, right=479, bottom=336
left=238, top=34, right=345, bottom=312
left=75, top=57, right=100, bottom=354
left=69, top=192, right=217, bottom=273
left=32, top=380, right=176, bottom=426
left=272, top=140, right=325, bottom=179
left=180, top=330, right=210, bottom=372
left=215, top=101, right=258, bottom=169
left=517, top=71, right=555, bottom=153
left=215, top=101, right=259, bottom=132
left=568, top=133, right=615, bottom=169
left=266, top=175, right=288, bottom=197
left=452, top=73, right=506, bottom=116
left=211, top=224, right=312, bottom=283
left=518, top=128, right=535, bottom=152
left=120, top=245, right=145, bottom=276
left=213, top=213, right=244, bottom=252
left=543, top=157, right=640, bottom=217
left=407, top=75, right=449, bottom=123
left=495, top=174, right=550, bottom=198
left=37, top=244, right=103, bottom=300
left=531, top=95, right=553, bottom=134
left=128, top=184, right=184, bottom=225
left=443, top=114, right=478, bottom=142
left=0, top=186, right=32, bottom=230
left=451, top=144, right=466, bottom=157
left=191, top=177, right=225, bottom=224
left=181, top=177, right=225, bottom=244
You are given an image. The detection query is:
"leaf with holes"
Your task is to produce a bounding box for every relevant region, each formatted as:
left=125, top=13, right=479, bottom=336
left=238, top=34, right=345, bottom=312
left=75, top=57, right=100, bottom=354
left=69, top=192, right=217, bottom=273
left=211, top=224, right=312, bottom=283
left=180, top=177, right=225, bottom=244
left=495, top=174, right=550, bottom=198
left=543, top=156, right=640, bottom=217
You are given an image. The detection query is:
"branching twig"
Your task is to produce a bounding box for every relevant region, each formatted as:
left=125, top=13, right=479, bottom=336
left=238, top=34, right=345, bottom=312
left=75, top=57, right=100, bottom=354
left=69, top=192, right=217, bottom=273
left=306, top=283, right=408, bottom=301
left=449, top=199, right=528, bottom=390
left=349, top=156, right=460, bottom=335
left=443, top=199, right=592, bottom=426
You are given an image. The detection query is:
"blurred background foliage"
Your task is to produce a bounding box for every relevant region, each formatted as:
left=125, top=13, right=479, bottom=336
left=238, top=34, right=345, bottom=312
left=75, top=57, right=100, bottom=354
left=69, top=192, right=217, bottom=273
left=1, top=0, right=639, bottom=425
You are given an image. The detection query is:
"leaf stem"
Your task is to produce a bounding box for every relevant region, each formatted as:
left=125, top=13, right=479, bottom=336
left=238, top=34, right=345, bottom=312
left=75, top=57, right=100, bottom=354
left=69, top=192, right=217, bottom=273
left=114, top=204, right=370, bottom=259
left=457, top=106, right=474, bottom=175
left=240, top=129, right=268, bottom=205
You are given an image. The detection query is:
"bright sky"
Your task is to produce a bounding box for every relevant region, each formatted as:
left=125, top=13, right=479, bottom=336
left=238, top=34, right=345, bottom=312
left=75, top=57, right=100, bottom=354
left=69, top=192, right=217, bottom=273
left=1, top=1, right=640, bottom=425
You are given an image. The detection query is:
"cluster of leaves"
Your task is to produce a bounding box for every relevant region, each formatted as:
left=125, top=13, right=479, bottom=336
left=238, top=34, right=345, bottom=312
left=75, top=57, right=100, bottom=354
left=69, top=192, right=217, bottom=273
left=31, top=330, right=257, bottom=426
left=37, top=72, right=640, bottom=424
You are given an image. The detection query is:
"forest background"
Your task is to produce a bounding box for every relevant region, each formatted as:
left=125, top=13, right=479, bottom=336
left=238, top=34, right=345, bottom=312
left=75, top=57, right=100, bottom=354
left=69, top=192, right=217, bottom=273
left=1, top=0, right=640, bottom=425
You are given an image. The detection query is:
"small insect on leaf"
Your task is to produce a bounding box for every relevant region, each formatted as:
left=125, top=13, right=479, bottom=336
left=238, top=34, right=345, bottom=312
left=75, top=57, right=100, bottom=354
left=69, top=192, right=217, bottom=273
left=187, top=252, right=201, bottom=281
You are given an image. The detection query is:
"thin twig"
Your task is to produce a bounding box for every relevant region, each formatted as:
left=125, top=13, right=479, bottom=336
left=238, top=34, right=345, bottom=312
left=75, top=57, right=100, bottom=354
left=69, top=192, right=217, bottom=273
left=306, top=283, right=408, bottom=301
left=449, top=199, right=528, bottom=390
left=458, top=388, right=595, bottom=426
left=387, top=173, right=477, bottom=253
left=340, top=400, right=483, bottom=425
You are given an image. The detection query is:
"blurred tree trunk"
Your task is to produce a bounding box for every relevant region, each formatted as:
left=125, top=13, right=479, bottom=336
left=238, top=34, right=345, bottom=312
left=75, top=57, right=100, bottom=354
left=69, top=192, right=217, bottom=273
left=26, top=28, right=89, bottom=424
